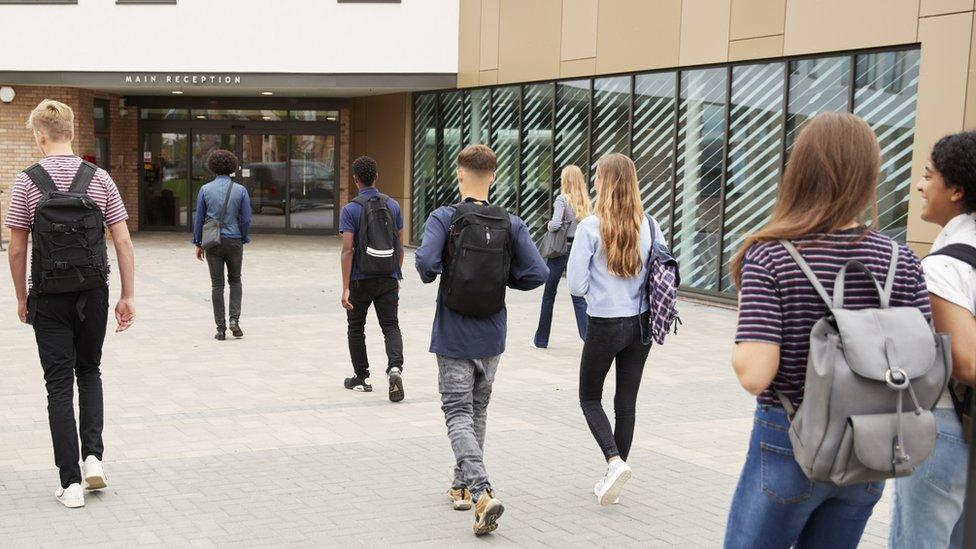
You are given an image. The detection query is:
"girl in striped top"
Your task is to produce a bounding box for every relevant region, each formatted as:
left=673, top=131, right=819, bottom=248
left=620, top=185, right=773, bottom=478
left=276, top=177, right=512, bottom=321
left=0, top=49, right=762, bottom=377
left=723, top=112, right=930, bottom=549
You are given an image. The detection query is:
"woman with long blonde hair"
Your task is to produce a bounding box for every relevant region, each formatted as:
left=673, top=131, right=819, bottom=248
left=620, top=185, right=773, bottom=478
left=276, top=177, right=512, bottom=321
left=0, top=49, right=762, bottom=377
left=567, top=153, right=665, bottom=506
left=531, top=165, right=590, bottom=348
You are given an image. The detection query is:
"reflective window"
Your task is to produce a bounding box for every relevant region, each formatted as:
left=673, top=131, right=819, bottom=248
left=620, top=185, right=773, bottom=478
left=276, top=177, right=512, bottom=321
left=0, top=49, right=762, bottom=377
left=191, top=110, right=288, bottom=121
left=290, top=110, right=338, bottom=122
left=490, top=86, right=519, bottom=211
left=142, top=133, right=187, bottom=227
left=591, top=76, right=631, bottom=184
left=93, top=99, right=110, bottom=170
left=437, top=91, right=464, bottom=209
left=290, top=135, right=336, bottom=230
left=140, top=108, right=188, bottom=120
left=520, top=83, right=554, bottom=242
left=786, top=56, right=851, bottom=150
left=555, top=80, right=590, bottom=184
left=242, top=134, right=288, bottom=230
left=465, top=89, right=490, bottom=147
left=411, top=94, right=437, bottom=242
left=633, top=72, right=676, bottom=242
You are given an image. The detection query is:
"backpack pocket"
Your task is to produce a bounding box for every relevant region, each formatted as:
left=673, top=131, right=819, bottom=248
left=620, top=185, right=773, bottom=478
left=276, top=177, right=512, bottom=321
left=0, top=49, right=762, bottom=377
left=829, top=411, right=936, bottom=486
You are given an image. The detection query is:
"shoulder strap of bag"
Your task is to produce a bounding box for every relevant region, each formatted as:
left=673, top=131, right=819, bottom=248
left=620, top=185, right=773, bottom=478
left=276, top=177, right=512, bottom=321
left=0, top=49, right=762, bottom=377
left=780, top=240, right=832, bottom=309
left=69, top=161, right=98, bottom=194
left=929, top=243, right=976, bottom=268
left=23, top=164, right=57, bottom=197
left=218, top=180, right=235, bottom=225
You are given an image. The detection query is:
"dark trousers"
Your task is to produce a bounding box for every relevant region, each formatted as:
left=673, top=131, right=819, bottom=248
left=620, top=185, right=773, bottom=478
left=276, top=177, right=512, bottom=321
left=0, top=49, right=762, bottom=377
left=346, top=277, right=403, bottom=378
left=533, top=248, right=587, bottom=347
left=578, top=313, right=651, bottom=461
left=206, top=238, right=243, bottom=329
left=30, top=285, right=109, bottom=488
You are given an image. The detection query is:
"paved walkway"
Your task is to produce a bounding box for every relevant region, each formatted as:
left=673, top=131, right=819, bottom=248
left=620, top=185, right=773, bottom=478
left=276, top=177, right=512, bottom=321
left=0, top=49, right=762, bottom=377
left=0, top=234, right=891, bottom=547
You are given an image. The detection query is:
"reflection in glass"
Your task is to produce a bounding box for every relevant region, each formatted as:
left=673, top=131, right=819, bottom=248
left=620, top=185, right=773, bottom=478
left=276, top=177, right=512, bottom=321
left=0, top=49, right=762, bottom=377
left=490, top=86, right=519, bottom=211
left=786, top=56, right=851, bottom=150
left=465, top=89, right=490, bottom=147
left=633, top=72, right=676, bottom=241
left=412, top=94, right=437, bottom=243
left=592, top=76, right=631, bottom=187
left=191, top=133, right=237, bottom=221
left=854, top=50, right=920, bottom=242
left=290, top=110, right=339, bottom=122
left=191, top=110, right=288, bottom=121
left=521, top=83, right=554, bottom=243
left=140, top=108, right=188, bottom=120
left=721, top=63, right=785, bottom=292
left=674, top=68, right=727, bottom=293
left=437, top=92, right=464, bottom=208
left=555, top=80, right=590, bottom=186
left=290, top=135, right=336, bottom=230
left=142, top=133, right=187, bottom=227
left=242, top=134, right=288, bottom=229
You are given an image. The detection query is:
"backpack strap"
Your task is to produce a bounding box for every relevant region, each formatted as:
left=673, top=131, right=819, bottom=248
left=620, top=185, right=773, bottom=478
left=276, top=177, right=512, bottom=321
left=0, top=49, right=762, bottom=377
left=882, top=240, right=899, bottom=307
left=69, top=160, right=98, bottom=194
left=929, top=243, right=976, bottom=268
left=23, top=164, right=57, bottom=197
left=780, top=240, right=833, bottom=309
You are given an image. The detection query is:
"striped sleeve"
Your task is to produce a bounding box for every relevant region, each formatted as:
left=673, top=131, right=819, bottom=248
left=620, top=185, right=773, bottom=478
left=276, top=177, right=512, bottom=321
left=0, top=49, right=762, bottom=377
left=99, top=172, right=129, bottom=226
left=4, top=175, right=32, bottom=230
left=736, top=250, right=783, bottom=345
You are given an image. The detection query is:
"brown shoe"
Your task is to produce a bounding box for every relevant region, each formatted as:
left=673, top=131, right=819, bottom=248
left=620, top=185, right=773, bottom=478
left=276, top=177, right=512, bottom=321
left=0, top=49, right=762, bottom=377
left=449, top=487, right=472, bottom=511
left=472, top=490, right=504, bottom=535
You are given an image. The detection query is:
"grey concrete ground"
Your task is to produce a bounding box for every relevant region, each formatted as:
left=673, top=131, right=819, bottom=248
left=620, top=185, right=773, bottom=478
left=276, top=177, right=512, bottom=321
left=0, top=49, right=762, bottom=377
left=0, top=234, right=891, bottom=547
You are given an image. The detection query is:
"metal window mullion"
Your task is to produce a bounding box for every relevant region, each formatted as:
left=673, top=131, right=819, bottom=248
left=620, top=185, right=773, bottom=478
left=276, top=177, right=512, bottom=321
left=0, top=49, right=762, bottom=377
left=848, top=53, right=857, bottom=112
left=587, top=78, right=594, bottom=183
left=515, top=85, right=524, bottom=215
left=628, top=74, right=636, bottom=161
left=434, top=93, right=443, bottom=209
left=715, top=67, right=733, bottom=290
left=461, top=90, right=468, bottom=148
left=668, top=72, right=680, bottom=251
left=779, top=62, right=791, bottom=177
left=549, top=81, right=557, bottom=214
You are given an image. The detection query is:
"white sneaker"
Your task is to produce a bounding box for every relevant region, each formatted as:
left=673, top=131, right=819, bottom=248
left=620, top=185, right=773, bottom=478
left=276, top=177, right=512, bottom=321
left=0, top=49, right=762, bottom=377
left=82, top=455, right=107, bottom=491
left=55, top=483, right=85, bottom=508
left=596, top=460, right=631, bottom=506
left=530, top=340, right=545, bottom=349
left=593, top=478, right=620, bottom=504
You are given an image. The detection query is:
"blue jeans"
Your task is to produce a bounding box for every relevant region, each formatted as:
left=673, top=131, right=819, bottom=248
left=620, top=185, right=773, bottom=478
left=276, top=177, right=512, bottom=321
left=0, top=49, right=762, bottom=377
left=533, top=252, right=587, bottom=347
left=889, top=408, right=967, bottom=549
left=725, top=406, right=884, bottom=549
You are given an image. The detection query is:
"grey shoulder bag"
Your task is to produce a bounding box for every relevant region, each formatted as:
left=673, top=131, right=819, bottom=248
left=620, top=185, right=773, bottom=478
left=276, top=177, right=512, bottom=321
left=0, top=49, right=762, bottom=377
left=538, top=197, right=571, bottom=259
left=201, top=182, right=235, bottom=250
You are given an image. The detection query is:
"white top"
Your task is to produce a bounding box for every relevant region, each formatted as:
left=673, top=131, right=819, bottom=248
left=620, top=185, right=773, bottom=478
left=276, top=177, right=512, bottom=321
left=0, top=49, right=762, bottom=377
left=922, top=212, right=976, bottom=408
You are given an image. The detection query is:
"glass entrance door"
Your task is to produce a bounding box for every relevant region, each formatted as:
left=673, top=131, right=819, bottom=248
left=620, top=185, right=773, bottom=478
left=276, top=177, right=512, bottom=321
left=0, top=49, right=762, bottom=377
left=191, top=133, right=238, bottom=226
left=290, top=134, right=337, bottom=230
left=141, top=132, right=188, bottom=227
left=241, top=133, right=288, bottom=230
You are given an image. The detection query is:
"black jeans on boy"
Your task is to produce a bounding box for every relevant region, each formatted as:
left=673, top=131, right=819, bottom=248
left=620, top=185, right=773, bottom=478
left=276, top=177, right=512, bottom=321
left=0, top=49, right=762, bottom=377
left=578, top=313, right=651, bottom=461
left=30, top=284, right=109, bottom=488
left=205, top=238, right=243, bottom=329
left=346, top=277, right=404, bottom=379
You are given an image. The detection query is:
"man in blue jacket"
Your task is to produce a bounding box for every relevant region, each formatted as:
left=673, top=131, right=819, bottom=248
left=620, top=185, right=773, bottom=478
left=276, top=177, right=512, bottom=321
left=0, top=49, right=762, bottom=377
left=415, top=144, right=548, bottom=536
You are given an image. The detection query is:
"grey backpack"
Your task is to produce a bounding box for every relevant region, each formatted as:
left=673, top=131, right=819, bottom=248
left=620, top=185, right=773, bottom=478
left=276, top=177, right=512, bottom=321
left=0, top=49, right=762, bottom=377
left=779, top=240, right=951, bottom=486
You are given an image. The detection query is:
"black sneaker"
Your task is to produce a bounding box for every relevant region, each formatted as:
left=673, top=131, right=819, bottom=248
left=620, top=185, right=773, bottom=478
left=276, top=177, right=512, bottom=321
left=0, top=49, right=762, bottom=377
left=344, top=375, right=372, bottom=392
left=215, top=330, right=226, bottom=341
left=388, top=367, right=404, bottom=403
left=229, top=320, right=244, bottom=338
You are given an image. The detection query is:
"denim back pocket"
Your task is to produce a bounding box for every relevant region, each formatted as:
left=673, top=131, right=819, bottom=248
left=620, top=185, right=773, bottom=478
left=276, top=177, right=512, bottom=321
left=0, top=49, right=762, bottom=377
left=761, top=442, right=814, bottom=504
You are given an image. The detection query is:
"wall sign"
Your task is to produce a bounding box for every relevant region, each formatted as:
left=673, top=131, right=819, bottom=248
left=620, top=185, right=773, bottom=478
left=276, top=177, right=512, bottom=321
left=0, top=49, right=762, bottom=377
left=123, top=74, right=243, bottom=85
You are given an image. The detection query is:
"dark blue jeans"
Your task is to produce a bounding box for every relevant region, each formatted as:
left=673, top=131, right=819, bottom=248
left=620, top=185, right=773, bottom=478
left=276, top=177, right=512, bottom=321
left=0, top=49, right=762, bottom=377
left=724, top=406, right=884, bottom=549
left=533, top=251, right=587, bottom=347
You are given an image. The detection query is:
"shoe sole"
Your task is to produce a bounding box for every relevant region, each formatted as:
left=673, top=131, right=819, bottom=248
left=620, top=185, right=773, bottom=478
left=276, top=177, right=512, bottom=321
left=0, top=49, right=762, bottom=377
left=56, top=494, right=84, bottom=508
left=473, top=501, right=504, bottom=535
left=389, top=372, right=404, bottom=402
left=452, top=501, right=472, bottom=511
left=345, top=385, right=372, bottom=392
left=599, top=468, right=632, bottom=506
left=84, top=475, right=106, bottom=491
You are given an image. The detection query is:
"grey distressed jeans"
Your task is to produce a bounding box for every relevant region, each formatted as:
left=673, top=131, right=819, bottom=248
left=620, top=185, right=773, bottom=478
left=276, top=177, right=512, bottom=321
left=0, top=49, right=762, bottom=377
left=437, top=354, right=500, bottom=501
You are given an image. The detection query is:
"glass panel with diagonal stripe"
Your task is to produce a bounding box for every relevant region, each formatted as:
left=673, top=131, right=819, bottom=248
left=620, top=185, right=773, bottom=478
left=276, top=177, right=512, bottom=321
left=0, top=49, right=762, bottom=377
left=436, top=91, right=464, bottom=209
left=633, top=72, right=676, bottom=242
left=555, top=80, right=591, bottom=190
left=854, top=49, right=920, bottom=242
left=591, top=76, right=631, bottom=187
left=786, top=56, right=851, bottom=151
left=466, top=88, right=491, bottom=147
left=490, top=86, right=520, bottom=211
left=674, top=68, right=728, bottom=293
left=720, top=62, right=786, bottom=292
left=411, top=93, right=437, bottom=244
left=521, top=83, right=555, bottom=243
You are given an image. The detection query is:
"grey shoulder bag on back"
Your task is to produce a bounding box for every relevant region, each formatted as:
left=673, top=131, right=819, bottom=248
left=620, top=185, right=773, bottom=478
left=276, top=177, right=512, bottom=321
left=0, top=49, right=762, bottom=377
left=200, top=181, right=235, bottom=250
left=778, top=239, right=951, bottom=486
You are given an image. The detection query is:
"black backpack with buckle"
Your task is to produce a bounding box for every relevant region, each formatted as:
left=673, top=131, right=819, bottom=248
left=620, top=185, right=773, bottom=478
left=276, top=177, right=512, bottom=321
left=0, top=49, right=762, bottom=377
left=24, top=161, right=108, bottom=294
left=352, top=192, right=400, bottom=276
left=440, top=200, right=512, bottom=317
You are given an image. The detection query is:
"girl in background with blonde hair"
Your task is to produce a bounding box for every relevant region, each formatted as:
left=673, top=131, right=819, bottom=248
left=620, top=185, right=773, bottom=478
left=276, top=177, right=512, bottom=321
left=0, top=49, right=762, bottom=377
left=568, top=153, right=665, bottom=506
left=532, top=165, right=590, bottom=348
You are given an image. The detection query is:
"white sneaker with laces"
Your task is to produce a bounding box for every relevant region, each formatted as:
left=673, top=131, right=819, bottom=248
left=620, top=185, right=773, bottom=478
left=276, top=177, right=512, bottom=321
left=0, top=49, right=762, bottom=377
left=82, top=455, right=107, bottom=491
left=596, top=460, right=631, bottom=506
left=55, top=483, right=85, bottom=508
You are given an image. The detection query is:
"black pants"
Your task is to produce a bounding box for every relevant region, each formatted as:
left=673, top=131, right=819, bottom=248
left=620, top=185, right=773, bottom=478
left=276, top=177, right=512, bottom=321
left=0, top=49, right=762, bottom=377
left=346, top=277, right=403, bottom=378
left=30, top=285, right=109, bottom=488
left=206, top=238, right=243, bottom=329
left=578, top=313, right=651, bottom=461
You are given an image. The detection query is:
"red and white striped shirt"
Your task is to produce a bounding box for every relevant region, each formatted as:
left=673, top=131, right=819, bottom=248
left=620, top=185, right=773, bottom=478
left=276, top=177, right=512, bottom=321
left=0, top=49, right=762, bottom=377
left=5, top=155, right=128, bottom=230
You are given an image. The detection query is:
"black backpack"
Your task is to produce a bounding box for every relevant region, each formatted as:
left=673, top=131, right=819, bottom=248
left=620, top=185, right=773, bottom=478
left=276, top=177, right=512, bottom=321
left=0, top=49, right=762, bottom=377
left=440, top=200, right=512, bottom=317
left=929, top=242, right=976, bottom=442
left=24, top=161, right=108, bottom=294
left=353, top=192, right=400, bottom=276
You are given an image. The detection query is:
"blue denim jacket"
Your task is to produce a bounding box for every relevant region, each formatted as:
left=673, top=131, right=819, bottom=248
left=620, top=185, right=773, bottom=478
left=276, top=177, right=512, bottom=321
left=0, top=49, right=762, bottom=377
left=192, top=176, right=252, bottom=245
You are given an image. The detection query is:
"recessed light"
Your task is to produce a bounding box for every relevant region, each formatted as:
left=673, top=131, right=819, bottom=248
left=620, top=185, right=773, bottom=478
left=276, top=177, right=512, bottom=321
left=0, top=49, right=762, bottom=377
left=196, top=115, right=206, bottom=119
left=260, top=91, right=273, bottom=96
left=326, top=116, right=337, bottom=121
left=262, top=116, right=271, bottom=120
left=171, top=90, right=183, bottom=95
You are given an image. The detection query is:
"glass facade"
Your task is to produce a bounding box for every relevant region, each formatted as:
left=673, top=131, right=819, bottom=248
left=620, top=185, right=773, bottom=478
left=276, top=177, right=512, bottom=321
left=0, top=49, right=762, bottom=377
left=411, top=47, right=921, bottom=297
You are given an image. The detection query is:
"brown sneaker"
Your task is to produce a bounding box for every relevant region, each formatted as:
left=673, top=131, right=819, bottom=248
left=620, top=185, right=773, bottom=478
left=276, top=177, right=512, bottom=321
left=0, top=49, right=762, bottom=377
left=472, top=490, right=504, bottom=535
left=449, top=487, right=472, bottom=511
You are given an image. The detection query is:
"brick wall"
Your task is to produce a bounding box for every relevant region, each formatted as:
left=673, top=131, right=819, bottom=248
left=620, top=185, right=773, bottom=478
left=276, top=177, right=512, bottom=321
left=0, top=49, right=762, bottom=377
left=339, top=107, right=351, bottom=211
left=0, top=86, right=140, bottom=241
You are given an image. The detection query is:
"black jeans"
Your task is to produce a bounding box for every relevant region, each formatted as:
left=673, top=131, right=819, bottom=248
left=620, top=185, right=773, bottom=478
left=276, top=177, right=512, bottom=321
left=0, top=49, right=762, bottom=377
left=205, top=238, right=243, bottom=329
left=346, top=277, right=403, bottom=378
left=30, top=285, right=109, bottom=488
left=578, top=313, right=651, bottom=462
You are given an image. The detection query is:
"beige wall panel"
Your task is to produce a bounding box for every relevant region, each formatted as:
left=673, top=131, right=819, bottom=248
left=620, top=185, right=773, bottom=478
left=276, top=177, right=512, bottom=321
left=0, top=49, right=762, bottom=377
left=784, top=0, right=920, bottom=56
left=561, top=57, right=597, bottom=78
left=562, top=0, right=599, bottom=61
left=459, top=0, right=482, bottom=88
left=480, top=0, right=500, bottom=70
left=497, top=0, right=562, bottom=83
left=480, top=69, right=499, bottom=85
left=680, top=0, right=732, bottom=66
left=920, top=0, right=974, bottom=16
left=908, top=12, right=973, bottom=246
left=730, top=0, right=786, bottom=40
left=965, top=12, right=976, bottom=128
left=728, top=35, right=784, bottom=61
left=596, top=0, right=681, bottom=73
left=362, top=94, right=412, bottom=203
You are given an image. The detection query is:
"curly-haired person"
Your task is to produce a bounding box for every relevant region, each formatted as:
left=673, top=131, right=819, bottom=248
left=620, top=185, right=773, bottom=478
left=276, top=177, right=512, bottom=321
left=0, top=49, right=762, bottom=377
left=890, top=131, right=976, bottom=549
left=192, top=149, right=252, bottom=341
